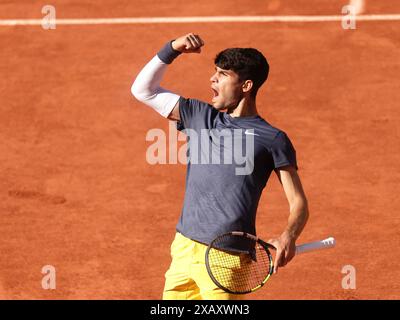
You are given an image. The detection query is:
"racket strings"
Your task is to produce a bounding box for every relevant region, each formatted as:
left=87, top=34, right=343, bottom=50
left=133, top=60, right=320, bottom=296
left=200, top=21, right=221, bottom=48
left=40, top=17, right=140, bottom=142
left=207, top=235, right=273, bottom=293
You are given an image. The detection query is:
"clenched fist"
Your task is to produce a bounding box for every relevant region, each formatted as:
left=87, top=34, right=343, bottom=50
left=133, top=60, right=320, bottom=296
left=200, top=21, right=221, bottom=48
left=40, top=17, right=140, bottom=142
left=172, top=33, right=205, bottom=54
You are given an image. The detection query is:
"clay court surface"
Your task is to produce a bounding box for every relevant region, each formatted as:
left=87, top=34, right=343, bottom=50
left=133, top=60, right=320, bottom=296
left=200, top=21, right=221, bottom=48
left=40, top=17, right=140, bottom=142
left=0, top=1, right=399, bottom=299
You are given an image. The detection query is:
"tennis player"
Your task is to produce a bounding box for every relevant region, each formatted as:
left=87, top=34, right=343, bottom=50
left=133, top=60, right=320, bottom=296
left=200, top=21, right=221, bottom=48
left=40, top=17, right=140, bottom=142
left=131, top=33, right=309, bottom=300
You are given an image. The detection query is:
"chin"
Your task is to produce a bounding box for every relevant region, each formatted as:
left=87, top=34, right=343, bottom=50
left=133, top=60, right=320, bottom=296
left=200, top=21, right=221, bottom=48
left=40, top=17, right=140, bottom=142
left=213, top=104, right=226, bottom=111
left=211, top=100, right=226, bottom=110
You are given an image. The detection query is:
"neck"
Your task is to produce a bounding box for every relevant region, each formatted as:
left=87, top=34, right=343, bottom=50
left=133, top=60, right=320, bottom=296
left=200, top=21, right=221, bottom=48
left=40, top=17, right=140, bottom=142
left=227, top=95, right=258, bottom=118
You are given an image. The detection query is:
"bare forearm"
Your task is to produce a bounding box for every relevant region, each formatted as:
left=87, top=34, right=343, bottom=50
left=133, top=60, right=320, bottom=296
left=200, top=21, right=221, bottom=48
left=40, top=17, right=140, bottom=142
left=284, top=198, right=309, bottom=240
left=268, top=168, right=310, bottom=273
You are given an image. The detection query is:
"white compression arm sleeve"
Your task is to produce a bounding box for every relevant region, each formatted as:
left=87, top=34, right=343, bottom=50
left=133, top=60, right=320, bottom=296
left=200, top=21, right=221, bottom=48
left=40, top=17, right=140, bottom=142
left=131, top=55, right=180, bottom=118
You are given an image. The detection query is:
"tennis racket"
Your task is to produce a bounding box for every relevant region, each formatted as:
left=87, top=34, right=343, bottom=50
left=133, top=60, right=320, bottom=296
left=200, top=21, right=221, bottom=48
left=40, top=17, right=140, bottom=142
left=205, top=231, right=335, bottom=294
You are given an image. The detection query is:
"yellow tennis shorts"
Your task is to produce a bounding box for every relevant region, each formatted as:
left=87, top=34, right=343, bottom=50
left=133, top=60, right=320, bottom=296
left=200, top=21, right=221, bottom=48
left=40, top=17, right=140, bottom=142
left=162, top=232, right=245, bottom=300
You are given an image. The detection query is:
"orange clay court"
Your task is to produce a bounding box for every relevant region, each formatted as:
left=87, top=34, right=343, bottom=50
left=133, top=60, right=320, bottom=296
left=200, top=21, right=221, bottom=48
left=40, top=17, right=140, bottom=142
left=0, top=1, right=399, bottom=299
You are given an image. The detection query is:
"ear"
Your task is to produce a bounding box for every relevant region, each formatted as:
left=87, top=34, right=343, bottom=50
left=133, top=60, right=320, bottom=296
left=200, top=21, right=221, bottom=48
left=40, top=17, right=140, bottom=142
left=242, top=80, right=253, bottom=94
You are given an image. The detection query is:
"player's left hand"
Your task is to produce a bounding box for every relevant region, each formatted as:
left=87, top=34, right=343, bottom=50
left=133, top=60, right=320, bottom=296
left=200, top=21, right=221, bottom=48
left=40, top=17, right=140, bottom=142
left=172, top=33, right=204, bottom=54
left=267, top=231, right=297, bottom=274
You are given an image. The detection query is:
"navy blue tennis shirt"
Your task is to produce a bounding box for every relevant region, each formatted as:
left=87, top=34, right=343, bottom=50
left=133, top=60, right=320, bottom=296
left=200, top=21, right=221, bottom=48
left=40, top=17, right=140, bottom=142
left=175, top=97, right=298, bottom=245
left=156, top=41, right=297, bottom=246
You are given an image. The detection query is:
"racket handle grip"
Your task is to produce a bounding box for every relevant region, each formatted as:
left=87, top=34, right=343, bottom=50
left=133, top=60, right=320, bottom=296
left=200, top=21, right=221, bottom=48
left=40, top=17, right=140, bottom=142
left=295, top=237, right=336, bottom=255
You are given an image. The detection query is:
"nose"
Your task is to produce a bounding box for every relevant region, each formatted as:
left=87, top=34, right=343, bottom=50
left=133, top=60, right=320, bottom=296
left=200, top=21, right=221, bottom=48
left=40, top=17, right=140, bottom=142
left=210, top=72, right=218, bottom=83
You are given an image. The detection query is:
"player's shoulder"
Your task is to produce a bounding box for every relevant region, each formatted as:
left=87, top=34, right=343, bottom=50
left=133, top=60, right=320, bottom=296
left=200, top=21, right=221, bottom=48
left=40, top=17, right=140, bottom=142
left=255, top=117, right=285, bottom=142
left=177, top=96, right=219, bottom=131
left=254, top=118, right=297, bottom=152
left=179, top=96, right=213, bottom=110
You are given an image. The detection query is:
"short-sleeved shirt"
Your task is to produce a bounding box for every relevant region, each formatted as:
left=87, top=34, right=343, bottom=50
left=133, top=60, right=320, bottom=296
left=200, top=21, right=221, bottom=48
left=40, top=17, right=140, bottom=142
left=175, top=97, right=297, bottom=246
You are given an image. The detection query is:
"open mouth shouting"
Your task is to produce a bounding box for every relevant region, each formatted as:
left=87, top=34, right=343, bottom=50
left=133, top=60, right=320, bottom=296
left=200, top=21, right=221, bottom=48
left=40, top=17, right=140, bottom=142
left=211, top=86, right=219, bottom=102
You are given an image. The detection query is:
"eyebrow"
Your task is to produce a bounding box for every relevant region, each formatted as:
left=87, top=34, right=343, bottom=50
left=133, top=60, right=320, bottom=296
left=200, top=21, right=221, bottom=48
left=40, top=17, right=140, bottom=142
left=214, top=67, right=231, bottom=75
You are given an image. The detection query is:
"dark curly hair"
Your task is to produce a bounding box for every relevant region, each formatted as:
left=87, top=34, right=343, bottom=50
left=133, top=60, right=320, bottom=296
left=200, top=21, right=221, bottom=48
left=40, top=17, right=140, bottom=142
left=214, top=48, right=269, bottom=97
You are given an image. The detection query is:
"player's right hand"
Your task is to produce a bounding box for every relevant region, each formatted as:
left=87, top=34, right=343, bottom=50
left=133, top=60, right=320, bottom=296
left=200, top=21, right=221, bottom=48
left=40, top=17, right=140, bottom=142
left=172, top=33, right=204, bottom=54
left=267, top=231, right=297, bottom=274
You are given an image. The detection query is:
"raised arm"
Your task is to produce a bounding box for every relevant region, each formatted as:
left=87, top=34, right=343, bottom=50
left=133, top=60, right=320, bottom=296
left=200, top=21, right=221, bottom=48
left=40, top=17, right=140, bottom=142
left=131, top=33, right=204, bottom=121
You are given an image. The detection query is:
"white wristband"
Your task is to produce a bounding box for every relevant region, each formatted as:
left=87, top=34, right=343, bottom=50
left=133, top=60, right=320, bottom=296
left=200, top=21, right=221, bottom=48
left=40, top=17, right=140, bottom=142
left=131, top=55, right=180, bottom=118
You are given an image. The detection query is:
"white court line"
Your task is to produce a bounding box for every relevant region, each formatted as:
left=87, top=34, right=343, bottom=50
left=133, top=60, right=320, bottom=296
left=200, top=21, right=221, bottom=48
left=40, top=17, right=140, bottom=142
left=1, top=15, right=400, bottom=26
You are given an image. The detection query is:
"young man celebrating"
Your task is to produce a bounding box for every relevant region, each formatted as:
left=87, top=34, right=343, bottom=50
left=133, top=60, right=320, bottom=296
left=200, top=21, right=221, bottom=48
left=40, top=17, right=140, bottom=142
left=131, top=33, right=309, bottom=300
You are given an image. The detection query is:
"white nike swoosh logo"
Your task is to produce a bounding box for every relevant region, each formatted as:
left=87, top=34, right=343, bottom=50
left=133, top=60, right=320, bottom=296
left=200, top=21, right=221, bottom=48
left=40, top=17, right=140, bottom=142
left=244, top=130, right=260, bottom=136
